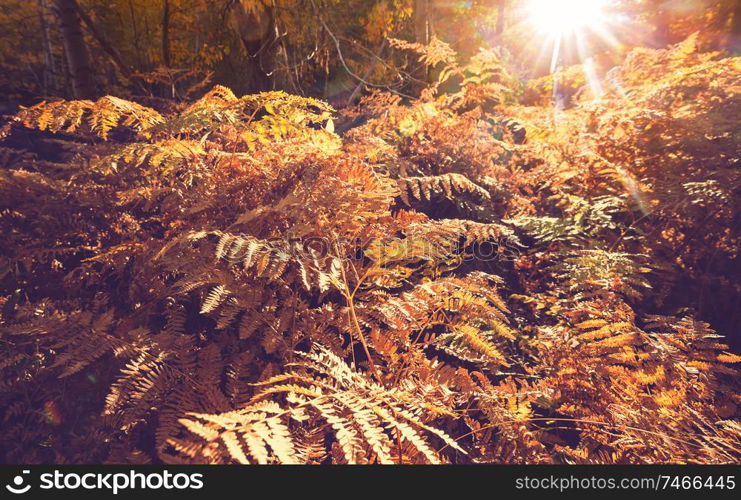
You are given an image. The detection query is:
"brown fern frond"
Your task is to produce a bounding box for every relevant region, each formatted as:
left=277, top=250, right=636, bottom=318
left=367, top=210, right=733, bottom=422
left=175, top=347, right=464, bottom=464
left=397, top=173, right=490, bottom=206
left=5, top=96, right=163, bottom=140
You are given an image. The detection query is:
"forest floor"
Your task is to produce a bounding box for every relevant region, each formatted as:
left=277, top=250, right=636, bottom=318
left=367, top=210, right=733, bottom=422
left=0, top=36, right=739, bottom=464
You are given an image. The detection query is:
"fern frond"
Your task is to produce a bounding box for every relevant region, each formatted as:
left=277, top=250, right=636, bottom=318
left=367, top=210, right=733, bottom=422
left=175, top=347, right=463, bottom=464
left=6, top=96, right=163, bottom=140
left=398, top=173, right=490, bottom=206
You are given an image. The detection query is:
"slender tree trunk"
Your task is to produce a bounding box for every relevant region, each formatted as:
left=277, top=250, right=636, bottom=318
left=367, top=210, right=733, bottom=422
left=731, top=0, right=741, bottom=51
left=53, top=0, right=95, bottom=98
left=414, top=0, right=430, bottom=45
left=412, top=0, right=431, bottom=94
left=128, top=0, right=142, bottom=67
left=495, top=0, right=506, bottom=41
left=347, top=38, right=387, bottom=106
left=73, top=2, right=131, bottom=78
left=37, top=0, right=56, bottom=94
left=162, top=0, right=171, bottom=67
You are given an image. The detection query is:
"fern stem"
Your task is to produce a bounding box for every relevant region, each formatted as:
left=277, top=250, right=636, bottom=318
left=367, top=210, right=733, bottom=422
left=335, top=242, right=381, bottom=383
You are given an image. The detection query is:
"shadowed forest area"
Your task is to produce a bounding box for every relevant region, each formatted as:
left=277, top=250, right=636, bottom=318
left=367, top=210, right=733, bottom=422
left=0, top=0, right=740, bottom=464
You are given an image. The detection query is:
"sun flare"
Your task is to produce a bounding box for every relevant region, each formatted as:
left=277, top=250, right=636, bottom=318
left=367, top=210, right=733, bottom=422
left=527, top=0, right=611, bottom=39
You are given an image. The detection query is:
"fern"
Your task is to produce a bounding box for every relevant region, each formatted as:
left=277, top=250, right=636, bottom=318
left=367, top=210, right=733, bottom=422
left=398, top=173, right=490, bottom=206
left=4, top=96, right=164, bottom=140
left=1, top=44, right=739, bottom=465
left=176, top=347, right=464, bottom=464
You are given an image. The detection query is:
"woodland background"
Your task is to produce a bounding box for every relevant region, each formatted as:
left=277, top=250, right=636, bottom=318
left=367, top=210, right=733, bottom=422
left=1, top=0, right=739, bottom=106
left=0, top=0, right=740, bottom=464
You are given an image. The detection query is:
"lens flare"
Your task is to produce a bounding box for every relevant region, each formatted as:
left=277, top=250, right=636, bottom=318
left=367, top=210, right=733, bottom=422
left=527, top=0, right=617, bottom=73
left=525, top=0, right=620, bottom=120
left=527, top=0, right=610, bottom=38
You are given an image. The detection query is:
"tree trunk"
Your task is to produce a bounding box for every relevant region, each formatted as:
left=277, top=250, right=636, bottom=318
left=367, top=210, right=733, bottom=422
left=732, top=0, right=741, bottom=51
left=232, top=3, right=276, bottom=93
left=495, top=0, right=506, bottom=40
left=37, top=0, right=57, bottom=94
left=412, top=0, right=431, bottom=94
left=128, top=0, right=142, bottom=67
left=53, top=0, right=95, bottom=98
left=162, top=0, right=171, bottom=67
left=73, top=1, right=132, bottom=78
left=414, top=0, right=430, bottom=45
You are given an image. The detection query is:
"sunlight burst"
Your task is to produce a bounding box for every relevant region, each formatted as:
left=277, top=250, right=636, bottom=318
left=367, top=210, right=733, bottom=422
left=527, top=0, right=610, bottom=39
left=526, top=0, right=619, bottom=114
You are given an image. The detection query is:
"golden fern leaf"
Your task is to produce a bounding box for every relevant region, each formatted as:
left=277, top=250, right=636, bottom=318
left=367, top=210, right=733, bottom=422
left=89, top=96, right=164, bottom=140
left=6, top=96, right=163, bottom=140
left=176, top=347, right=464, bottom=464
left=436, top=324, right=511, bottom=367
left=96, top=139, right=209, bottom=186
left=5, top=99, right=93, bottom=136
